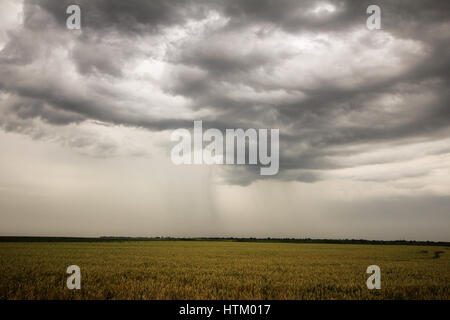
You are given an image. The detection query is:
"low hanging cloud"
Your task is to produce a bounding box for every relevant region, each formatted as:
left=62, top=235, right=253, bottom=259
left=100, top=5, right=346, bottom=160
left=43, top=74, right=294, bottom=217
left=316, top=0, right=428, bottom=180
left=0, top=0, right=449, bottom=186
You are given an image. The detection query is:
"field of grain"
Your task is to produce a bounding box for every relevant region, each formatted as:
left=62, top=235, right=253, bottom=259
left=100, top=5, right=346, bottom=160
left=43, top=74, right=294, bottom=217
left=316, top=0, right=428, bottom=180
left=0, top=241, right=449, bottom=299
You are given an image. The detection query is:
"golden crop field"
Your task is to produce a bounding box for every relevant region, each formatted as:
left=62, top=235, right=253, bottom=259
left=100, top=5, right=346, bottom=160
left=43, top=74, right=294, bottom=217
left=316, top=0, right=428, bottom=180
left=0, top=241, right=449, bottom=300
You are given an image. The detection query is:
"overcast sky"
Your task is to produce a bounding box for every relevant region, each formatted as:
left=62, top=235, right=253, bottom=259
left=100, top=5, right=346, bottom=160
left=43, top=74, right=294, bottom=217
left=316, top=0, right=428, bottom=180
left=0, top=0, right=449, bottom=240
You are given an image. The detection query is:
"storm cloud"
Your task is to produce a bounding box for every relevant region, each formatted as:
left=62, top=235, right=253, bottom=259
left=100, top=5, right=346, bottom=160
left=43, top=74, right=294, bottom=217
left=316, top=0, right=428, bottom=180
left=1, top=0, right=450, bottom=185
left=0, top=0, right=450, bottom=240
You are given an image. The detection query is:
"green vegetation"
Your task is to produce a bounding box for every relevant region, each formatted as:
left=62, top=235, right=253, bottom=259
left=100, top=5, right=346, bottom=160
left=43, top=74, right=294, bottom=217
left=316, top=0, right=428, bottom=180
left=0, top=241, right=449, bottom=299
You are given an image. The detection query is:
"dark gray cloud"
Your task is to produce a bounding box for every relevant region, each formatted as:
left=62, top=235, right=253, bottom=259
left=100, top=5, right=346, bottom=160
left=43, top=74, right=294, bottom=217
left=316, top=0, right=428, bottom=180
left=0, top=0, right=449, bottom=185
left=29, top=0, right=212, bottom=32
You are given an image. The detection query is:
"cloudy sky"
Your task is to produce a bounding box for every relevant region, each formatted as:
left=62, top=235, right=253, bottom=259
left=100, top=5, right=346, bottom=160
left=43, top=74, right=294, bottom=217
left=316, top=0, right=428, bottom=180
left=0, top=0, right=449, bottom=240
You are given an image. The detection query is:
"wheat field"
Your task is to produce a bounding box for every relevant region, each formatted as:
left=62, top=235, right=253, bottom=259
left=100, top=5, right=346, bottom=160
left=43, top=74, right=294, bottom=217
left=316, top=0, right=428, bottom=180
left=0, top=241, right=448, bottom=299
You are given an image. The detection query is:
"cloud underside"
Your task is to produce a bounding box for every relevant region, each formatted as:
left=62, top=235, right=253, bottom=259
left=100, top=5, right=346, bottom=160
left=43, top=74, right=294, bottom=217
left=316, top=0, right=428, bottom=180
left=1, top=0, right=450, bottom=186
